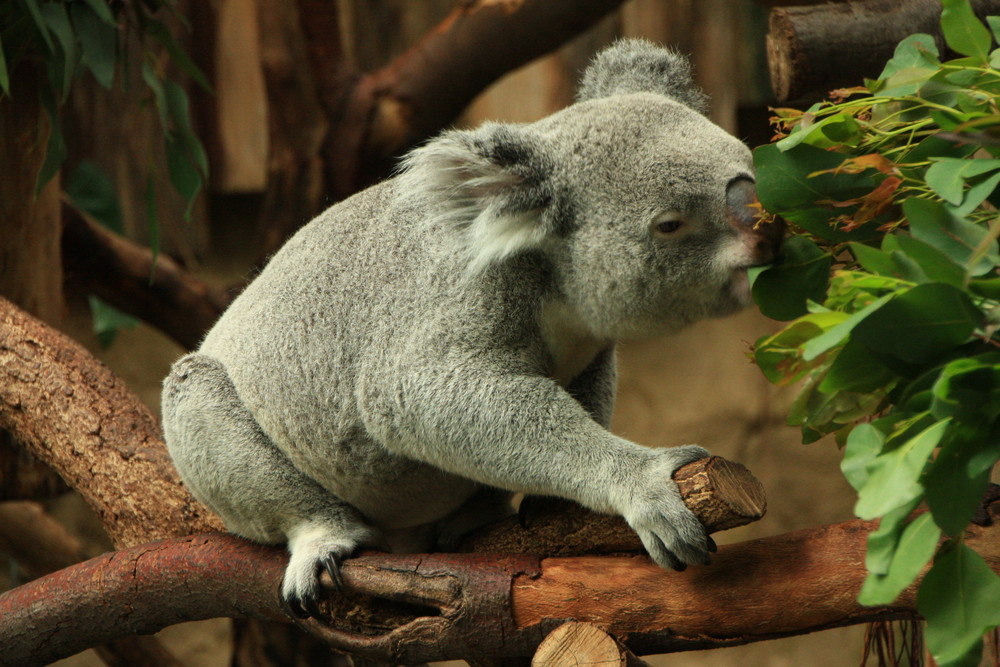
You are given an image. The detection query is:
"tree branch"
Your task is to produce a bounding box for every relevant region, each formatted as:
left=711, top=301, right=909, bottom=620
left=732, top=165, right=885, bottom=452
left=0, top=296, right=224, bottom=549
left=766, top=0, right=1000, bottom=102
left=61, top=206, right=231, bottom=351
left=5, top=496, right=1000, bottom=665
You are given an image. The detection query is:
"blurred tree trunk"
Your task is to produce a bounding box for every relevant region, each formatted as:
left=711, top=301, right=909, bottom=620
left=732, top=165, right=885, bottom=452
left=0, top=63, right=70, bottom=520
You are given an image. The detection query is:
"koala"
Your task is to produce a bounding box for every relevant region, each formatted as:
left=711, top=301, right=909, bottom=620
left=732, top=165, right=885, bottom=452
left=162, top=39, right=783, bottom=618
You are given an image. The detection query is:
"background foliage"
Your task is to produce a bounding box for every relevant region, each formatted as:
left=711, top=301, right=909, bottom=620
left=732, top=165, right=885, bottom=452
left=752, top=1, right=1000, bottom=664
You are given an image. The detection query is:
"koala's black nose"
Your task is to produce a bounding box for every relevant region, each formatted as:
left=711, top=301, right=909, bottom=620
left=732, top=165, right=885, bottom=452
left=726, top=178, right=785, bottom=264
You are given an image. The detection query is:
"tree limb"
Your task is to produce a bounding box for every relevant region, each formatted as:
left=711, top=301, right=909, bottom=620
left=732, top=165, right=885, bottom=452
left=0, top=295, right=224, bottom=549
left=5, top=496, right=1000, bottom=665
left=766, top=0, right=1000, bottom=102
left=61, top=205, right=231, bottom=351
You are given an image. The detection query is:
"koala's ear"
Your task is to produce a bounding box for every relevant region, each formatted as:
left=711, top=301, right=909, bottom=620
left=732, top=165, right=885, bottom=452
left=577, top=38, right=709, bottom=115
left=399, top=123, right=557, bottom=273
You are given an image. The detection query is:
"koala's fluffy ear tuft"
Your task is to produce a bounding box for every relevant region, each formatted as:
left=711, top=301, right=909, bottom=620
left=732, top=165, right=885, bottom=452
left=399, top=123, right=557, bottom=274
left=577, top=38, right=709, bottom=115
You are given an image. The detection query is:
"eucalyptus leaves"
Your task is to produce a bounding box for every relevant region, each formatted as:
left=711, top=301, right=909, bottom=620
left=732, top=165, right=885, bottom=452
left=751, top=1, right=1000, bottom=664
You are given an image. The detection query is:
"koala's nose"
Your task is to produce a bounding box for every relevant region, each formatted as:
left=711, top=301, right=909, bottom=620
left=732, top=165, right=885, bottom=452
left=726, top=178, right=785, bottom=264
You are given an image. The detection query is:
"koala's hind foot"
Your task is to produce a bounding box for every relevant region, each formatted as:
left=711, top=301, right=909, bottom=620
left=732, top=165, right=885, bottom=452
left=284, top=520, right=388, bottom=618
left=162, top=353, right=388, bottom=619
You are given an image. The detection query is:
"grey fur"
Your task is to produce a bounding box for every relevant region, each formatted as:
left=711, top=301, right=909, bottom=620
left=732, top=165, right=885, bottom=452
left=577, top=38, right=709, bottom=115
left=162, top=40, right=781, bottom=615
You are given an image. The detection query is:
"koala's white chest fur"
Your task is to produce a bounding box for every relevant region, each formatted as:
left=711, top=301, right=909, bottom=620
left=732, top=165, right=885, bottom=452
left=540, top=300, right=611, bottom=386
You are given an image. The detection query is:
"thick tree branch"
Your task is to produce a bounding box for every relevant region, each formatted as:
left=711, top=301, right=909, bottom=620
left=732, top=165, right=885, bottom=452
left=5, top=496, right=1000, bottom=665
left=767, top=0, right=1000, bottom=102
left=61, top=206, right=231, bottom=351
left=0, top=501, right=187, bottom=667
left=0, top=296, right=224, bottom=549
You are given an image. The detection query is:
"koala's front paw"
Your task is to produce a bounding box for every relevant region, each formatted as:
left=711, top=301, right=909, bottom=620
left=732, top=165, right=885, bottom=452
left=282, top=524, right=386, bottom=619
left=621, top=445, right=714, bottom=571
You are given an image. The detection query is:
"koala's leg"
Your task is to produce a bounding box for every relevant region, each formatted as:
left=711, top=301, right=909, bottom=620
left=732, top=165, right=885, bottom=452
left=565, top=346, right=617, bottom=430
left=162, top=353, right=385, bottom=618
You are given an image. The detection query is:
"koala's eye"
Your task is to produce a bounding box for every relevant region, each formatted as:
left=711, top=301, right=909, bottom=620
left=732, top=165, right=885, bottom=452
left=653, top=214, right=685, bottom=236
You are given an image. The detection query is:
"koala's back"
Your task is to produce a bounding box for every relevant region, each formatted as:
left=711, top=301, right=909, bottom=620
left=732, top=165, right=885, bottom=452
left=198, top=179, right=471, bottom=523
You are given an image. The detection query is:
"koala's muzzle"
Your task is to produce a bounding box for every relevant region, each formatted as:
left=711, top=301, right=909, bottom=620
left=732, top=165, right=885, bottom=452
left=726, top=178, right=784, bottom=265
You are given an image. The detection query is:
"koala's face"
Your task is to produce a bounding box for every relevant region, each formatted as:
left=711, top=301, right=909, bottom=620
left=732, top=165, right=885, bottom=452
left=538, top=93, right=781, bottom=340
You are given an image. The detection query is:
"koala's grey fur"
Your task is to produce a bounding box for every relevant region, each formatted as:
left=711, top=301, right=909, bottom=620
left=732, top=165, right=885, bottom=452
left=162, top=40, right=782, bottom=617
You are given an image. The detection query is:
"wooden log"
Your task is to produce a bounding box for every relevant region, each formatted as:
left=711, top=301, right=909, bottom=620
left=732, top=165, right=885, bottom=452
left=532, top=622, right=649, bottom=667
left=767, top=0, right=1000, bottom=102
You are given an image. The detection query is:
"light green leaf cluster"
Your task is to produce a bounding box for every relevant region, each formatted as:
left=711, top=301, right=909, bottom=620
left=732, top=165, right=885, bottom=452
left=752, top=1, right=1000, bottom=664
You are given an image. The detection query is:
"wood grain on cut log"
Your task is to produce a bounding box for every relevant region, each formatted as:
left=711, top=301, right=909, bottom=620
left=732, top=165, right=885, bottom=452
left=767, top=0, right=1000, bottom=102
left=459, top=456, right=766, bottom=557
left=532, top=622, right=649, bottom=667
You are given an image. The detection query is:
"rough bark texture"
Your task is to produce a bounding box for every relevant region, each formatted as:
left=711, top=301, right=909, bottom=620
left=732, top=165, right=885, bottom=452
left=459, top=457, right=766, bottom=557
left=4, top=494, right=1000, bottom=665
left=767, top=0, right=1000, bottom=102
left=0, top=296, right=224, bottom=549
left=61, top=207, right=232, bottom=351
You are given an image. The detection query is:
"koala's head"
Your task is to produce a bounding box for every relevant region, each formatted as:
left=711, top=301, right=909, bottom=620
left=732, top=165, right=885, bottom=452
left=401, top=39, right=784, bottom=340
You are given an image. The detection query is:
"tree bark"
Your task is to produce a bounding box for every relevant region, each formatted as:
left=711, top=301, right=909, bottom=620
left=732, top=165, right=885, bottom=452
left=61, top=206, right=231, bottom=351
left=767, top=0, right=1000, bottom=102
left=0, top=296, right=224, bottom=549
left=4, top=497, right=1000, bottom=666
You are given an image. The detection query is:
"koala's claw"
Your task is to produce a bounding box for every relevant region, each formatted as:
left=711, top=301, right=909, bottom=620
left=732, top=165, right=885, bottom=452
left=322, top=553, right=345, bottom=591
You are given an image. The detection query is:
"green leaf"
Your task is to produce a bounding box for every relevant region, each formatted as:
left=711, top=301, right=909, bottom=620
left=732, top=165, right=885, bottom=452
left=802, top=294, right=893, bottom=361
left=989, top=16, right=1000, bottom=44
left=71, top=2, right=116, bottom=89
left=753, top=311, right=846, bottom=385
left=776, top=112, right=861, bottom=151
left=904, top=199, right=1000, bottom=276
left=35, top=86, right=66, bottom=195
left=859, top=512, right=941, bottom=606
left=754, top=143, right=877, bottom=242
left=850, top=242, right=898, bottom=277
left=64, top=161, right=123, bottom=234
left=0, top=31, right=9, bottom=96
left=79, top=0, right=116, bottom=25
left=941, top=0, right=993, bottom=62
left=41, top=2, right=76, bottom=102
left=751, top=236, right=832, bottom=321
left=819, top=339, right=896, bottom=393
left=88, top=294, right=138, bottom=348
left=925, top=158, right=1000, bottom=206
left=852, top=283, right=981, bottom=364
left=145, top=21, right=211, bottom=93
left=141, top=62, right=168, bottom=127
left=22, top=0, right=54, bottom=51
left=165, top=132, right=202, bottom=219
left=920, top=541, right=1000, bottom=666
left=854, top=418, right=950, bottom=519
left=893, top=235, right=966, bottom=286
left=925, top=436, right=993, bottom=536
left=162, top=79, right=208, bottom=175
left=879, top=34, right=940, bottom=80
left=841, top=423, right=884, bottom=492
left=864, top=497, right=922, bottom=575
